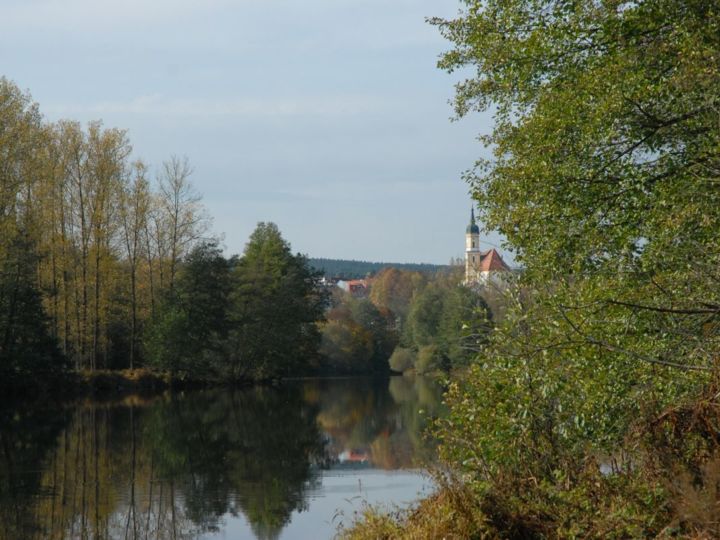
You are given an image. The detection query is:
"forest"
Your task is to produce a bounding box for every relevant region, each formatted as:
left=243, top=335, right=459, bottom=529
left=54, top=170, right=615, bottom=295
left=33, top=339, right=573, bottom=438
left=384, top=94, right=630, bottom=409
left=0, top=77, right=208, bottom=375
left=0, top=79, right=325, bottom=385
left=307, top=258, right=447, bottom=279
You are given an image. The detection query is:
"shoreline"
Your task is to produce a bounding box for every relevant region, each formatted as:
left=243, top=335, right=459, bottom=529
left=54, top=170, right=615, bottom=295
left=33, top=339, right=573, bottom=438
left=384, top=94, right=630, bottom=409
left=0, top=368, right=405, bottom=405
left=0, top=369, right=244, bottom=404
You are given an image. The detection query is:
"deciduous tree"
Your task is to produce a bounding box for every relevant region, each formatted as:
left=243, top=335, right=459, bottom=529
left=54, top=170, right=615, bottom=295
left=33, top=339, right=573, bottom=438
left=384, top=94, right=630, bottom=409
left=430, top=0, right=720, bottom=517
left=228, top=223, right=326, bottom=380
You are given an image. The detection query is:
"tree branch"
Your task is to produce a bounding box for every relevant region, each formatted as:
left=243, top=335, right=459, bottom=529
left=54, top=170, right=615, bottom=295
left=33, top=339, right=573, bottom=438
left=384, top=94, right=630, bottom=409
left=607, top=299, right=719, bottom=315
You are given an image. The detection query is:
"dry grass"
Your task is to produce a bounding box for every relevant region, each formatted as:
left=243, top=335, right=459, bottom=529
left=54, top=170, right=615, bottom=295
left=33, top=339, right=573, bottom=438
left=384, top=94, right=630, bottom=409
left=664, top=456, right=720, bottom=537
left=337, top=479, right=489, bottom=540
left=648, top=389, right=720, bottom=538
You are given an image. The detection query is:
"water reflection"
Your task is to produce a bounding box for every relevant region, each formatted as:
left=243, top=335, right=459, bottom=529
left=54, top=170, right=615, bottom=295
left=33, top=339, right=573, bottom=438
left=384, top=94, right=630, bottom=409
left=0, top=377, right=443, bottom=540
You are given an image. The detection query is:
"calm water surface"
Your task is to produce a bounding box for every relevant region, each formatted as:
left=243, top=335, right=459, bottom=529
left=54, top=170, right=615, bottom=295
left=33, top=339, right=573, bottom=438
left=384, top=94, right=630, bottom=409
left=0, top=377, right=444, bottom=539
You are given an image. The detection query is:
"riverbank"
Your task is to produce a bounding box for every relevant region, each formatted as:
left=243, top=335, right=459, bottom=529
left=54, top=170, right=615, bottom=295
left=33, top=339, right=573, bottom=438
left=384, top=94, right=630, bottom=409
left=339, top=386, right=720, bottom=539
left=0, top=367, right=400, bottom=404
left=338, top=482, right=481, bottom=540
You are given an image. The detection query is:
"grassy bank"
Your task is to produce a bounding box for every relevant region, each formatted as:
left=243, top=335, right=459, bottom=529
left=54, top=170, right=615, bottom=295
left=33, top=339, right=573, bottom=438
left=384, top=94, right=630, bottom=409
left=338, top=482, right=485, bottom=540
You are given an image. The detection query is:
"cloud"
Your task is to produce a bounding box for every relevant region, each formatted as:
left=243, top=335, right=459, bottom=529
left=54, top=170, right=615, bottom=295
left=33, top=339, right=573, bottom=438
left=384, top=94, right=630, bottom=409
left=46, top=93, right=394, bottom=119
left=2, top=0, right=452, bottom=51
left=2, top=0, right=235, bottom=28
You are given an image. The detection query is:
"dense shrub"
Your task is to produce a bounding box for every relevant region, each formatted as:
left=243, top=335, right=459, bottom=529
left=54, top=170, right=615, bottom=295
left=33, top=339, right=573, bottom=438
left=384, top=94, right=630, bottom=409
left=388, top=347, right=415, bottom=374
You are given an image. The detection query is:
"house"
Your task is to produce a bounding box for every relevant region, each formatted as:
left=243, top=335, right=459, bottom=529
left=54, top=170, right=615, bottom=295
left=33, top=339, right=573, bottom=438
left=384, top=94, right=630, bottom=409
left=337, top=279, right=370, bottom=298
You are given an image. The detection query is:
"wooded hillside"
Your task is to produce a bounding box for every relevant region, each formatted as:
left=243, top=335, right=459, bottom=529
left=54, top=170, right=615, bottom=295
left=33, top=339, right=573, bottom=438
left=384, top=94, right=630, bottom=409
left=308, top=258, right=448, bottom=279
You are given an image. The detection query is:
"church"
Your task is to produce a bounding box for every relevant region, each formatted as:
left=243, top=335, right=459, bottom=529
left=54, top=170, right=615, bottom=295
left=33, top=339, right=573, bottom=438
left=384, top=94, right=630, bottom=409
left=464, top=209, right=511, bottom=285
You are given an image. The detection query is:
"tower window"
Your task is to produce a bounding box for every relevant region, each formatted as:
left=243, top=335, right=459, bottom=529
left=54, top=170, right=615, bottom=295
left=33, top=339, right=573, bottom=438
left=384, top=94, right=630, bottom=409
left=472, top=240, right=475, bottom=248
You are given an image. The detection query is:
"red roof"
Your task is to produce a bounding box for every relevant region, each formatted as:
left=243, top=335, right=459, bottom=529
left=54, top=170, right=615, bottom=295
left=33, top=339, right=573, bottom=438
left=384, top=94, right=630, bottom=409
left=479, top=249, right=510, bottom=272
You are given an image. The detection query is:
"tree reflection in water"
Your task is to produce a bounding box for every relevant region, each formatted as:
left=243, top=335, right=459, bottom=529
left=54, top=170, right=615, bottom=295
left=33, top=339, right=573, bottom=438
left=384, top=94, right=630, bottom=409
left=0, top=377, right=443, bottom=540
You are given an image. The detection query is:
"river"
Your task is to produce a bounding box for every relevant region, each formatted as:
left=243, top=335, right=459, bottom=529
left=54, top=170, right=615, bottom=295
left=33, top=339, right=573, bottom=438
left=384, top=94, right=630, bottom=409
left=0, top=376, right=444, bottom=540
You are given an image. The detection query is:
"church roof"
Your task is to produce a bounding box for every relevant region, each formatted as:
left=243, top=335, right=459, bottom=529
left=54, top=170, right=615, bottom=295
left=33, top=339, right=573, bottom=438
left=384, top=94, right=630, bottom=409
left=479, top=249, right=511, bottom=272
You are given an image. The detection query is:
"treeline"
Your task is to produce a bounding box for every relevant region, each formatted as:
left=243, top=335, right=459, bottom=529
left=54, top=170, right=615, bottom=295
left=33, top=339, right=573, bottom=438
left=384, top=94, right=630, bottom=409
left=0, top=78, right=324, bottom=382
left=319, top=266, right=494, bottom=375
left=388, top=270, right=493, bottom=374
left=308, top=257, right=448, bottom=279
left=146, top=224, right=325, bottom=381
left=0, top=78, right=210, bottom=376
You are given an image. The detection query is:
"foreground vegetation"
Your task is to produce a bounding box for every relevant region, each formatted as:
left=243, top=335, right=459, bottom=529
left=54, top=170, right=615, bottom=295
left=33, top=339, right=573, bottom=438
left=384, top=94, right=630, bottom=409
left=346, top=0, right=720, bottom=536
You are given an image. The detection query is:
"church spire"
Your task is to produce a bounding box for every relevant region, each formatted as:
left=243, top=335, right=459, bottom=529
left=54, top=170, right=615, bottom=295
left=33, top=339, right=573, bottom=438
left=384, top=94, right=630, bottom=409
left=466, top=207, right=479, bottom=234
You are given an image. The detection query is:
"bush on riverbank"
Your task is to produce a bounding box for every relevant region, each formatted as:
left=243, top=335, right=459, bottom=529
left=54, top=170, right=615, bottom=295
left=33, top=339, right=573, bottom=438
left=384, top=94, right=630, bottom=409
left=341, top=387, right=720, bottom=538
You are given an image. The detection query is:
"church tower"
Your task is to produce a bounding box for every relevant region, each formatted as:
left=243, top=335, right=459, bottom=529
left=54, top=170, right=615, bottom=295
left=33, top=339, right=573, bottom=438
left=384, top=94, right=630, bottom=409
left=465, top=208, right=481, bottom=284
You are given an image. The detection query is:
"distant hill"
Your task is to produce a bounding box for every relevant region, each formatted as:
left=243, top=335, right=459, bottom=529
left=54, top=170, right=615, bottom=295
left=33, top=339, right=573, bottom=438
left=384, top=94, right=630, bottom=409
left=308, top=258, right=450, bottom=279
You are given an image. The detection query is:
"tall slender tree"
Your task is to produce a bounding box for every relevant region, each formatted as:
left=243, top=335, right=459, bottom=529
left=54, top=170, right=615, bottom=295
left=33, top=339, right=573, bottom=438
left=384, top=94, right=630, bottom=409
left=119, top=162, right=151, bottom=369
left=158, top=156, right=208, bottom=293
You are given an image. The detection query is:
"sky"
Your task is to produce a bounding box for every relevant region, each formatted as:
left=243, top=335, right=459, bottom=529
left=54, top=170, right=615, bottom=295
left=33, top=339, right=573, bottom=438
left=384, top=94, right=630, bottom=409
left=0, top=0, right=506, bottom=264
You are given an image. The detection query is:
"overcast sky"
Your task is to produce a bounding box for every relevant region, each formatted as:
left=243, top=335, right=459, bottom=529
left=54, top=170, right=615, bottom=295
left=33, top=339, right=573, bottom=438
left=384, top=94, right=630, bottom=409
left=1, top=0, right=505, bottom=264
